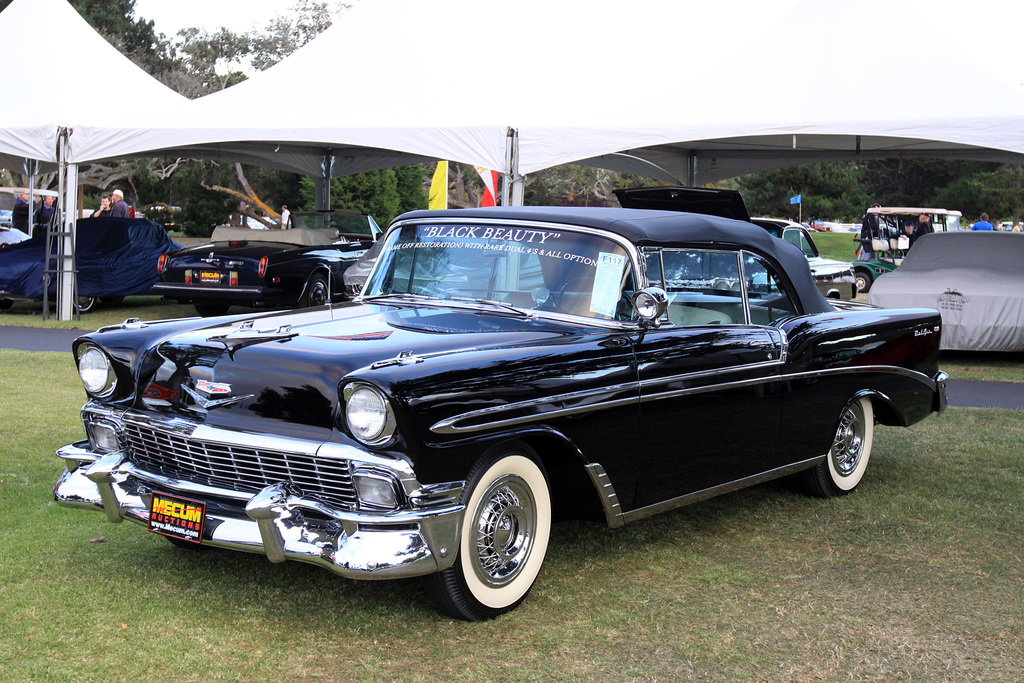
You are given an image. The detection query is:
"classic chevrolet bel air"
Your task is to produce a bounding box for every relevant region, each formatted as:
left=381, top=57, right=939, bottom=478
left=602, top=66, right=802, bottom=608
left=55, top=207, right=947, bottom=621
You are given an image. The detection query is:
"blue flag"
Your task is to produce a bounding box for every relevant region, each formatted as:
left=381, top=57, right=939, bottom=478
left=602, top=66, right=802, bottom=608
left=789, top=194, right=802, bottom=204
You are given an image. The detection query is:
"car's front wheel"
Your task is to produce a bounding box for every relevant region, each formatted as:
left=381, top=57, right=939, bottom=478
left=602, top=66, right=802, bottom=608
left=854, top=270, right=873, bottom=294
left=799, top=396, right=874, bottom=498
left=425, top=441, right=551, bottom=621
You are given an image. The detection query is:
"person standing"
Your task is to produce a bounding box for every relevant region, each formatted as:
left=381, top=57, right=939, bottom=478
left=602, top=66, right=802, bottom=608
left=972, top=213, right=994, bottom=231
left=34, top=195, right=56, bottom=230
left=109, top=189, right=130, bottom=218
left=856, top=203, right=881, bottom=259
left=11, top=192, right=31, bottom=234
left=280, top=204, right=290, bottom=229
left=91, top=195, right=111, bottom=218
left=917, top=213, right=933, bottom=238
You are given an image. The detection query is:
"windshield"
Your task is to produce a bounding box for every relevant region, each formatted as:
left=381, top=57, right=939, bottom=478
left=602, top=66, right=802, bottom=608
left=362, top=223, right=638, bottom=321
left=289, top=212, right=380, bottom=237
left=783, top=228, right=817, bottom=257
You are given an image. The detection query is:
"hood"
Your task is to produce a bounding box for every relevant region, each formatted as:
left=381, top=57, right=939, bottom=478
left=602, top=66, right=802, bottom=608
left=137, top=303, right=577, bottom=434
left=807, top=256, right=854, bottom=277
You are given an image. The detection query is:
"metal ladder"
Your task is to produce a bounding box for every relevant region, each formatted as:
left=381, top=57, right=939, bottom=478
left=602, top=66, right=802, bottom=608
left=41, top=207, right=80, bottom=322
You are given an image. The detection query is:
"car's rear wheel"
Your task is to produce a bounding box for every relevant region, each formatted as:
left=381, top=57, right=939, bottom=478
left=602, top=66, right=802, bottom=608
left=0, top=298, right=13, bottom=310
left=854, top=270, right=873, bottom=294
left=424, top=441, right=551, bottom=621
left=799, top=396, right=874, bottom=498
left=300, top=273, right=329, bottom=308
left=194, top=303, right=230, bottom=317
left=76, top=295, right=97, bottom=314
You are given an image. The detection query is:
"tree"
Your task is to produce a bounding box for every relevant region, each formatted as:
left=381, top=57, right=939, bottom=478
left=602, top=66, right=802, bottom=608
left=297, top=165, right=429, bottom=225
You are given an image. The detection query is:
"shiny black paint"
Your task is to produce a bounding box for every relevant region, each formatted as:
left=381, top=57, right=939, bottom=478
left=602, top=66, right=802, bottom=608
left=154, top=239, right=372, bottom=309
left=76, top=287, right=942, bottom=520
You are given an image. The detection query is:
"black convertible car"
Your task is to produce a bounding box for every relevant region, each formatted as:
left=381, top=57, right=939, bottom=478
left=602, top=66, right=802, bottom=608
left=153, top=210, right=381, bottom=316
left=55, top=207, right=946, bottom=620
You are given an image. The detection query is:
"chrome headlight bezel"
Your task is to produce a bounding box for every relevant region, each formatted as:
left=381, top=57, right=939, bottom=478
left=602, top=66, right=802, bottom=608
left=76, top=345, right=117, bottom=398
left=342, top=383, right=396, bottom=446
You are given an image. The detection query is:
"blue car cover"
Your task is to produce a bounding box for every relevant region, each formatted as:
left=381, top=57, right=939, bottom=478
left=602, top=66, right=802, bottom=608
left=0, top=217, right=181, bottom=299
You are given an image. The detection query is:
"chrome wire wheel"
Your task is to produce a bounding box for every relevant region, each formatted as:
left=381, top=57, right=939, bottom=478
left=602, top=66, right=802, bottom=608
left=423, top=443, right=551, bottom=621
left=798, top=396, right=874, bottom=498
left=831, top=400, right=866, bottom=477
left=471, top=474, right=537, bottom=589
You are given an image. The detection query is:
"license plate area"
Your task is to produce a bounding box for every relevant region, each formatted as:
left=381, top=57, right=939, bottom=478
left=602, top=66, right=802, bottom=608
left=200, top=270, right=222, bottom=284
left=148, top=491, right=206, bottom=544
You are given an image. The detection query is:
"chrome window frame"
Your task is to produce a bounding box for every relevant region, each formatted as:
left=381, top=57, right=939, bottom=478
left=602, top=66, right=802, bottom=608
left=358, top=217, right=647, bottom=330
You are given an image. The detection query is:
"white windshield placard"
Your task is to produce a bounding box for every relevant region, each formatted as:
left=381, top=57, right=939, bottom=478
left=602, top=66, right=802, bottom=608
left=590, top=252, right=627, bottom=318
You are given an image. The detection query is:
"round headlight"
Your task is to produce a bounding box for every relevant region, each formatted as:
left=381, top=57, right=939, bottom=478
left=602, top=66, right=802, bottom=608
left=345, top=385, right=394, bottom=445
left=78, top=346, right=117, bottom=397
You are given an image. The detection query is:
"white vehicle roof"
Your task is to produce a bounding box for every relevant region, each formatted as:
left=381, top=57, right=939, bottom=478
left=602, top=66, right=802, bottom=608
left=0, top=187, right=59, bottom=197
left=868, top=207, right=962, bottom=217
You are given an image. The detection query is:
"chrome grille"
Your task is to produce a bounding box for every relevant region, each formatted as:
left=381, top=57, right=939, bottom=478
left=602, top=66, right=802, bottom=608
left=123, top=423, right=357, bottom=509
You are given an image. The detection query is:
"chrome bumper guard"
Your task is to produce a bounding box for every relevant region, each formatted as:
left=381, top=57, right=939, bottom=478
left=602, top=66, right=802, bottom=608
left=934, top=371, right=949, bottom=414
left=54, top=442, right=464, bottom=580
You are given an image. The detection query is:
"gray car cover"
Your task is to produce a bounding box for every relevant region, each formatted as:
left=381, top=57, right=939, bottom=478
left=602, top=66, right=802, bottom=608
left=867, top=231, right=1024, bottom=351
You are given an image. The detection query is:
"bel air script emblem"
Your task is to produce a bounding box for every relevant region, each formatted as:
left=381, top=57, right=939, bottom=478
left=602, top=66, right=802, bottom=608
left=181, top=379, right=253, bottom=410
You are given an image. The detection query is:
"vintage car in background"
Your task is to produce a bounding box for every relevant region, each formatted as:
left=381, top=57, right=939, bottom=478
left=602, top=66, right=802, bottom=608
left=614, top=187, right=857, bottom=299
left=0, top=217, right=179, bottom=313
left=750, top=217, right=857, bottom=299
left=868, top=231, right=1024, bottom=351
left=55, top=207, right=947, bottom=621
left=153, top=210, right=381, bottom=316
left=853, top=207, right=963, bottom=293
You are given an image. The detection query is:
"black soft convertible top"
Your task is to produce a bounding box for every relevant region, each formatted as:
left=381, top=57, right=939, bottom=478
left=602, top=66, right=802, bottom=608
left=395, top=206, right=833, bottom=315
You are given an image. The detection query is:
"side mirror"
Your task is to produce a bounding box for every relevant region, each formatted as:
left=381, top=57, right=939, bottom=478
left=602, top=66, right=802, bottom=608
left=632, top=287, right=668, bottom=326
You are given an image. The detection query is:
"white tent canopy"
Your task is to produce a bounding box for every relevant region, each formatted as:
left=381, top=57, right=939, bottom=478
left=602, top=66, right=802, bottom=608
left=53, top=0, right=1024, bottom=187
left=5, top=0, right=1024, bottom=317
left=0, top=0, right=189, bottom=173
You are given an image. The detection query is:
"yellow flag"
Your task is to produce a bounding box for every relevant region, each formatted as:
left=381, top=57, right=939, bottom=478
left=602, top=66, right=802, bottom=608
left=428, top=160, right=448, bottom=210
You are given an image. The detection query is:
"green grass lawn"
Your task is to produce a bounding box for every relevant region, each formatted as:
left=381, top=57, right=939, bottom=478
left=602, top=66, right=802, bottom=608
left=2, top=349, right=1022, bottom=681
left=811, top=230, right=861, bottom=262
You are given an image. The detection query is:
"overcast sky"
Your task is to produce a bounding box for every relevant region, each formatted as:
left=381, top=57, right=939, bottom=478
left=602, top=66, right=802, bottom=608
left=132, top=0, right=302, bottom=36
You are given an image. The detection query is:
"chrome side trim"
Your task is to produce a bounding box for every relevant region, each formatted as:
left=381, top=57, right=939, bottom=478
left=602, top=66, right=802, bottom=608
left=782, top=364, right=939, bottom=387
left=638, top=358, right=782, bottom=392
left=430, top=362, right=938, bottom=436
left=428, top=358, right=937, bottom=438
left=621, top=456, right=825, bottom=525
left=584, top=463, right=624, bottom=528
left=431, top=359, right=779, bottom=435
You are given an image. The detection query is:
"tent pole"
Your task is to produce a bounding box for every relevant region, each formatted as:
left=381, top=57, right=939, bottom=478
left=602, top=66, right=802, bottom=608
left=687, top=151, right=697, bottom=186
left=316, top=151, right=333, bottom=211
left=56, top=128, right=77, bottom=321
left=503, top=127, right=524, bottom=206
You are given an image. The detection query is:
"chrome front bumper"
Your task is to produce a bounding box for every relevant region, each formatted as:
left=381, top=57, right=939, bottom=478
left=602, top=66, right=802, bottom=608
left=54, top=441, right=464, bottom=580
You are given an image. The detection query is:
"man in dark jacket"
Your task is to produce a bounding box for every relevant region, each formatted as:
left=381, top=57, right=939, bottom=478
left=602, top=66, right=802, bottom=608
left=917, top=213, right=934, bottom=237
left=109, top=189, right=130, bottom=218
left=857, top=203, right=881, bottom=259
left=11, top=192, right=31, bottom=234
left=34, top=195, right=57, bottom=236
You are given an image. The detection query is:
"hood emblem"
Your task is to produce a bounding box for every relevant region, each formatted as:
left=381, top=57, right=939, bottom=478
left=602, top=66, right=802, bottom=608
left=181, top=379, right=253, bottom=410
